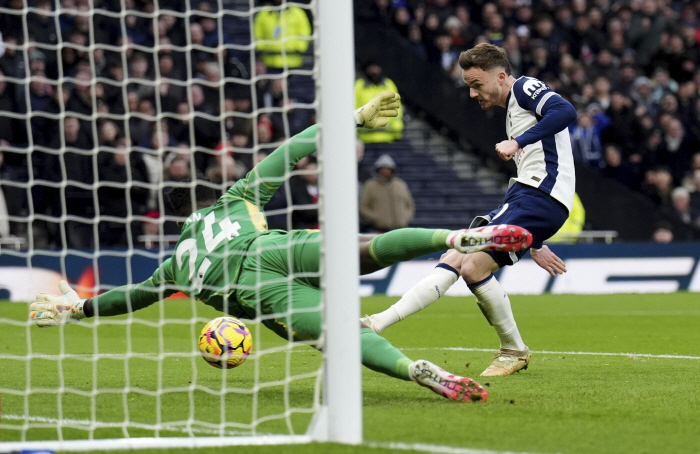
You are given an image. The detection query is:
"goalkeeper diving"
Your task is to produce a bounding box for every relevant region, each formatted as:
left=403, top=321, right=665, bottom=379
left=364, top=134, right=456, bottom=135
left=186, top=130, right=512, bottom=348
left=30, top=92, right=531, bottom=402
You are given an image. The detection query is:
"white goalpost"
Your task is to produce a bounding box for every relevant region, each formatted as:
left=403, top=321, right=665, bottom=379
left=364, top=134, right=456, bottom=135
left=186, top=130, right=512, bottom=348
left=0, top=0, right=360, bottom=450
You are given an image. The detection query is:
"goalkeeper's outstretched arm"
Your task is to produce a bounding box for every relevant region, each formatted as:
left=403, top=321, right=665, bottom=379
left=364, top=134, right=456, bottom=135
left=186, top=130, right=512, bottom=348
left=227, top=91, right=401, bottom=206
left=30, top=262, right=177, bottom=327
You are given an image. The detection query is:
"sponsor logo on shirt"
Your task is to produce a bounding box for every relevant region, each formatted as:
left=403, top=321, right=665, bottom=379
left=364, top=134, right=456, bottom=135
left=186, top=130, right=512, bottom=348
left=522, top=79, right=548, bottom=99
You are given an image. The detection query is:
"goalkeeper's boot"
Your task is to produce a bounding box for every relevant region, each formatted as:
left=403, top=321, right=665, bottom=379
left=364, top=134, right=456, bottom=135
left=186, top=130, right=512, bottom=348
left=480, top=347, right=531, bottom=376
left=410, top=360, right=487, bottom=402
left=360, top=314, right=381, bottom=334
left=448, top=224, right=532, bottom=254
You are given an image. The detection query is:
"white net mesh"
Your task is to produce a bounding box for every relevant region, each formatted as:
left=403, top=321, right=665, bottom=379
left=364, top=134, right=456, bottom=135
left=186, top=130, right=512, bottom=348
left=0, top=0, right=339, bottom=446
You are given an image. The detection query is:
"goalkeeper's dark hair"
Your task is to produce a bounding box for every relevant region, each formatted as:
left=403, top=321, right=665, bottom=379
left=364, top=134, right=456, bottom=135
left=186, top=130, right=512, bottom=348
left=167, top=178, right=218, bottom=217
left=458, top=43, right=511, bottom=75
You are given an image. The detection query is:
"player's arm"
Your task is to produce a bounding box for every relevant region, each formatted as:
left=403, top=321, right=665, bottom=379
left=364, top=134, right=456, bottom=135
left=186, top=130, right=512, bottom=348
left=513, top=95, right=577, bottom=149
left=227, top=91, right=400, bottom=205
left=30, top=261, right=177, bottom=326
left=496, top=83, right=577, bottom=160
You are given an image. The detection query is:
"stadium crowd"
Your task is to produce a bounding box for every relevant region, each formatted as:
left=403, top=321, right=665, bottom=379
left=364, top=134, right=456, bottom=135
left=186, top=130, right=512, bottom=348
left=0, top=0, right=320, bottom=248
left=363, top=0, right=700, bottom=236
left=1, top=0, right=700, bottom=248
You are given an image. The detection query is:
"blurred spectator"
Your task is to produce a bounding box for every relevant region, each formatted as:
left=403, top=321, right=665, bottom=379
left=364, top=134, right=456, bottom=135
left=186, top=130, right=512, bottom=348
left=160, top=157, right=192, bottom=234
left=570, top=105, right=611, bottom=169
left=254, top=0, right=311, bottom=71
left=97, top=137, right=150, bottom=247
left=641, top=166, right=674, bottom=207
left=360, top=154, right=414, bottom=232
left=454, top=6, right=481, bottom=47
left=0, top=151, right=10, bottom=238
left=407, top=24, right=427, bottom=59
left=392, top=6, right=411, bottom=38
left=631, top=77, right=656, bottom=116
left=566, top=13, right=605, bottom=62
left=139, top=210, right=162, bottom=249
left=671, top=186, right=693, bottom=225
left=206, top=154, right=239, bottom=187
left=356, top=139, right=371, bottom=184
left=602, top=90, right=642, bottom=157
left=27, top=0, right=59, bottom=78
left=289, top=160, right=319, bottom=230
left=652, top=222, right=674, bottom=243
left=206, top=141, right=247, bottom=185
left=650, top=68, right=678, bottom=104
left=483, top=13, right=506, bottom=46
left=602, top=143, right=640, bottom=190
left=432, top=33, right=460, bottom=80
left=658, top=118, right=699, bottom=185
left=355, top=63, right=403, bottom=143
left=592, top=76, right=611, bottom=110
left=628, top=0, right=668, bottom=67
left=587, top=48, right=619, bottom=84
left=426, top=0, right=453, bottom=25
left=688, top=169, right=700, bottom=216
left=190, top=84, right=220, bottom=152
left=523, top=40, right=557, bottom=79
left=98, top=121, right=120, bottom=148
left=62, top=116, right=95, bottom=248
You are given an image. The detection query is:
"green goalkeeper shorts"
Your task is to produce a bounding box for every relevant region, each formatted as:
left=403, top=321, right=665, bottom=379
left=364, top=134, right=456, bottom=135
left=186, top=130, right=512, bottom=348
left=236, top=230, right=323, bottom=342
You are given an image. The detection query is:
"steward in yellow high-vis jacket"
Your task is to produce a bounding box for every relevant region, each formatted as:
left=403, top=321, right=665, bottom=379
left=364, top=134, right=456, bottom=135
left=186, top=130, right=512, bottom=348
left=254, top=1, right=311, bottom=69
left=355, top=63, right=404, bottom=143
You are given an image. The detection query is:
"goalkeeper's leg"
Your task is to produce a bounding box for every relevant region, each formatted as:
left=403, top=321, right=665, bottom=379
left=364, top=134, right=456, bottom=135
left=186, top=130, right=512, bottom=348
left=359, top=226, right=530, bottom=274
left=237, top=260, right=485, bottom=401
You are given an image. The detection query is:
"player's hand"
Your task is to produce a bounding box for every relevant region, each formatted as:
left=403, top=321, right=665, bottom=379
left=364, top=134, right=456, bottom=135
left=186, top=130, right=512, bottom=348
left=530, top=246, right=567, bottom=277
left=495, top=139, right=520, bottom=161
left=355, top=91, right=401, bottom=129
left=30, top=280, right=87, bottom=327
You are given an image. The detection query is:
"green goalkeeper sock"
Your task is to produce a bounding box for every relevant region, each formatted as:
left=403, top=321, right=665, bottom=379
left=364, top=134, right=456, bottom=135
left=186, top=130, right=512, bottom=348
left=360, top=328, right=412, bottom=381
left=368, top=228, right=450, bottom=268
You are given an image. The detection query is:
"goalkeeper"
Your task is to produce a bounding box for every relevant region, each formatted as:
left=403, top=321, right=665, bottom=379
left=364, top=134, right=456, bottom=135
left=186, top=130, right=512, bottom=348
left=30, top=92, right=530, bottom=402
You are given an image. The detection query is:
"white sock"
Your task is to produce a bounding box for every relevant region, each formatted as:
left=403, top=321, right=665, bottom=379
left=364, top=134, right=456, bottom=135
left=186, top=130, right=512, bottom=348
left=468, top=275, right=526, bottom=351
left=372, top=264, right=459, bottom=333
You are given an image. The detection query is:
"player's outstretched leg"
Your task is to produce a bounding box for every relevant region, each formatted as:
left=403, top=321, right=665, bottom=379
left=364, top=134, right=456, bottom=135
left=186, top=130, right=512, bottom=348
left=409, top=359, right=487, bottom=402
left=448, top=224, right=532, bottom=254
left=360, top=225, right=531, bottom=274
left=360, top=327, right=486, bottom=402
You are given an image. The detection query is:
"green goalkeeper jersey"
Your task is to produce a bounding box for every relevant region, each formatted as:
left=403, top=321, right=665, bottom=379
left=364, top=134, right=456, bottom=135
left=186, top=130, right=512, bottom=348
left=89, top=125, right=319, bottom=318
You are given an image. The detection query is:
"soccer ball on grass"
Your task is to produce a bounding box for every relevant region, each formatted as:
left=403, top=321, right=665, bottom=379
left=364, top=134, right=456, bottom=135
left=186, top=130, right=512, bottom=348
left=198, top=317, right=252, bottom=369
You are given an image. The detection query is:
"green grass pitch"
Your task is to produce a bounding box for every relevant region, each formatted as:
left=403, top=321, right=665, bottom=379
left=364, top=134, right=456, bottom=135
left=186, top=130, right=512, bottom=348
left=1, top=293, right=699, bottom=454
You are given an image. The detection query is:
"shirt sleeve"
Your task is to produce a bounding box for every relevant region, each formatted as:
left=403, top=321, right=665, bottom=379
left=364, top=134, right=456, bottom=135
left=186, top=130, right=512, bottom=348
left=90, top=258, right=177, bottom=317
left=511, top=78, right=577, bottom=148
left=226, top=124, right=319, bottom=207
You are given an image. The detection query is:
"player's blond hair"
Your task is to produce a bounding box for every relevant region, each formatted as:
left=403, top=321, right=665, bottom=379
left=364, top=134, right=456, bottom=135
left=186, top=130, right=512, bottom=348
left=458, top=43, right=511, bottom=75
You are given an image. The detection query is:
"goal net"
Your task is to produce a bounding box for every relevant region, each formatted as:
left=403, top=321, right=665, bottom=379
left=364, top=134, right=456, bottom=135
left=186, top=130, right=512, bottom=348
left=0, top=0, right=360, bottom=450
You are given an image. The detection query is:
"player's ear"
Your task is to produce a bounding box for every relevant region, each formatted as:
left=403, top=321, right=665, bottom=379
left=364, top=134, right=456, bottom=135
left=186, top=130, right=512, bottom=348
left=498, top=70, right=506, bottom=84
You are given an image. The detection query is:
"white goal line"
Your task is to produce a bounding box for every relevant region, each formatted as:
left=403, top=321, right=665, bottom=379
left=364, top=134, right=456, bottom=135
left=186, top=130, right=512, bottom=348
left=402, top=347, right=700, bottom=360
left=1, top=416, right=555, bottom=454
left=367, top=441, right=564, bottom=454
left=2, top=348, right=697, bottom=361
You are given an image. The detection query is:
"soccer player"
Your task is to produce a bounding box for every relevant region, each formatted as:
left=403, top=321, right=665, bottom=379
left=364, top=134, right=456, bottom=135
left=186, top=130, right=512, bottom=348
left=363, top=43, right=576, bottom=377
left=30, top=92, right=531, bottom=402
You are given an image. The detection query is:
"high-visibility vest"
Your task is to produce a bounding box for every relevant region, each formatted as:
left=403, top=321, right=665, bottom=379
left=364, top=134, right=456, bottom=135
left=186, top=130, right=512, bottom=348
left=254, top=7, right=311, bottom=69
left=355, top=78, right=404, bottom=143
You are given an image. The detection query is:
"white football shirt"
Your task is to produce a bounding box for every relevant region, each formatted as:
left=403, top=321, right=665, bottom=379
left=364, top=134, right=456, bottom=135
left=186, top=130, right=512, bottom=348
left=505, top=76, right=576, bottom=212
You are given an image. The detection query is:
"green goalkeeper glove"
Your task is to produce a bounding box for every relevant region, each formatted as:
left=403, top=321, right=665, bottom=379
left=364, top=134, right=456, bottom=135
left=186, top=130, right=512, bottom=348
left=30, top=280, right=87, bottom=327
left=354, top=91, right=401, bottom=129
